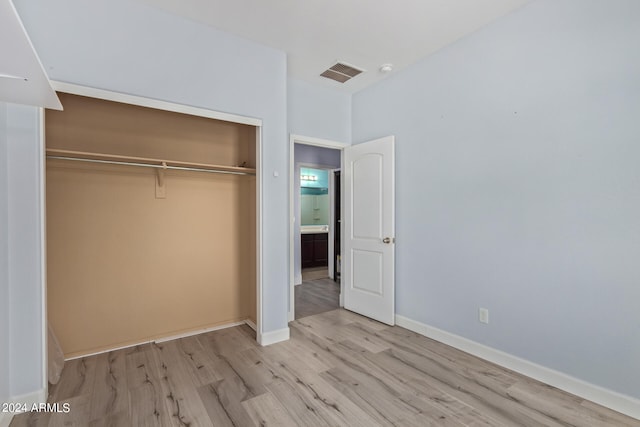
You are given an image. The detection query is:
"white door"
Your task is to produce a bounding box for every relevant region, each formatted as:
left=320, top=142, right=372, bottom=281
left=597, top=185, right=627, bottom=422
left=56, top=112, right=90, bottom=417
left=343, top=136, right=395, bottom=325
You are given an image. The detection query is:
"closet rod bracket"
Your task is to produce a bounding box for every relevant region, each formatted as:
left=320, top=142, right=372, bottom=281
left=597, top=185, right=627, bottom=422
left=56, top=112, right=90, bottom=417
left=156, top=162, right=167, bottom=199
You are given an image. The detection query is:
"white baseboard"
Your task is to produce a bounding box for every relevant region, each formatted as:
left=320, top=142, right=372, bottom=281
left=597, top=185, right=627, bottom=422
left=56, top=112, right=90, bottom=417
left=154, top=321, right=247, bottom=344
left=395, top=315, right=640, bottom=421
left=66, top=319, right=250, bottom=360
left=245, top=319, right=257, bottom=331
left=0, top=388, right=47, bottom=427
left=258, top=327, right=290, bottom=346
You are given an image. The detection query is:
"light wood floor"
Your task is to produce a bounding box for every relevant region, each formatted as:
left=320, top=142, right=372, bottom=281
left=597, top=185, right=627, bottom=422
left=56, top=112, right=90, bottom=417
left=295, top=277, right=340, bottom=320
left=301, top=266, right=330, bottom=281
left=11, top=309, right=638, bottom=426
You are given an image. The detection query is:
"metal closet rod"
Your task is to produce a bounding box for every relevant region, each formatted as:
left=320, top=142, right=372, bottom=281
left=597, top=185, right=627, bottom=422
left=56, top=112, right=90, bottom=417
left=46, top=155, right=256, bottom=176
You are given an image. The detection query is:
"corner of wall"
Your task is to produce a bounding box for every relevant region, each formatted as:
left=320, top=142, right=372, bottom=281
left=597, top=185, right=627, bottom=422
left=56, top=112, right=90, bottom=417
left=0, top=102, right=11, bottom=427
left=258, top=326, right=290, bottom=346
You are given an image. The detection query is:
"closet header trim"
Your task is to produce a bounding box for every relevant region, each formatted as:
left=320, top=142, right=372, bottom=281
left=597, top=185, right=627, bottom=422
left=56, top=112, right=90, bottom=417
left=51, top=81, right=263, bottom=127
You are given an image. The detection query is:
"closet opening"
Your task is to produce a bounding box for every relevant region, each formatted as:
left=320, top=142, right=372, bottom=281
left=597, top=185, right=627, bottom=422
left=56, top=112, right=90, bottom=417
left=289, top=136, right=347, bottom=322
left=45, top=88, right=261, bottom=362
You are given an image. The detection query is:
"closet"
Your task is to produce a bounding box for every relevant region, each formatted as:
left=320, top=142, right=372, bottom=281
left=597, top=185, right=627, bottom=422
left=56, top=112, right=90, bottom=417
left=45, top=92, right=257, bottom=359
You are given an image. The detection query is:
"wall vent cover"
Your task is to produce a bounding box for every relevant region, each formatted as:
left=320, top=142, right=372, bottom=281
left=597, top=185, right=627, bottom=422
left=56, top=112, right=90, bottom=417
left=320, top=62, right=364, bottom=83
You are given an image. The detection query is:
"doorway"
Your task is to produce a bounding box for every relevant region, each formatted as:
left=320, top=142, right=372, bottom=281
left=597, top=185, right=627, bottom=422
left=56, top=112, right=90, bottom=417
left=289, top=135, right=348, bottom=321
left=289, top=134, right=396, bottom=325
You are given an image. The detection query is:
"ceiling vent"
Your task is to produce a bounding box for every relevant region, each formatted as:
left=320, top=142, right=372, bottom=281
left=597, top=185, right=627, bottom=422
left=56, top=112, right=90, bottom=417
left=320, top=62, right=364, bottom=83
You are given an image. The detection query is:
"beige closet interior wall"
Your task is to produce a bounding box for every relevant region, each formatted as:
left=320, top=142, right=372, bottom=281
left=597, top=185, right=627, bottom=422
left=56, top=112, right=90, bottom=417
left=46, top=94, right=256, bottom=359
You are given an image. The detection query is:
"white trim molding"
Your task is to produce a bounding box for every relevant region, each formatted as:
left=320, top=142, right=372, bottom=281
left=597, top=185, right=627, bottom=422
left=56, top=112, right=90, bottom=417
left=395, top=315, right=640, bottom=421
left=245, top=319, right=257, bottom=332
left=38, top=107, right=48, bottom=398
left=65, top=319, right=252, bottom=360
left=258, top=327, right=290, bottom=346
left=154, top=321, right=247, bottom=344
left=51, top=81, right=262, bottom=127
left=0, top=388, right=48, bottom=427
left=290, top=134, right=349, bottom=149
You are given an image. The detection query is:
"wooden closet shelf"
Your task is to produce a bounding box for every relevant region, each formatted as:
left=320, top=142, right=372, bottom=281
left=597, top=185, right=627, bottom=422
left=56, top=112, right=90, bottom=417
left=45, top=148, right=256, bottom=176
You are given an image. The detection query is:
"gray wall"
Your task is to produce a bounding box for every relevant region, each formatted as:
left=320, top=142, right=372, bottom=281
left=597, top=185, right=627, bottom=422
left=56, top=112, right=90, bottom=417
left=352, top=0, right=640, bottom=398
left=14, top=0, right=289, bottom=335
left=0, top=102, right=10, bottom=404
left=6, top=105, right=45, bottom=397
left=0, top=103, right=45, bottom=400
left=288, top=78, right=351, bottom=143
left=293, top=144, right=341, bottom=284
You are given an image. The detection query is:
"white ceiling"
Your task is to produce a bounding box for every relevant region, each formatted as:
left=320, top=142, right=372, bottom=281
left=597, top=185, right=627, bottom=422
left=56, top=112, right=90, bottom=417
left=0, top=0, right=61, bottom=109
left=142, top=0, right=530, bottom=93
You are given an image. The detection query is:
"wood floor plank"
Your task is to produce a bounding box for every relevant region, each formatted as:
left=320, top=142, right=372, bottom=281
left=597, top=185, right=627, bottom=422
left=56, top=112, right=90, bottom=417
left=580, top=399, right=640, bottom=427
left=507, top=382, right=640, bottom=427
left=199, top=325, right=258, bottom=358
left=87, top=410, right=131, bottom=427
left=242, top=392, right=298, bottom=427
left=295, top=278, right=340, bottom=319
left=248, top=336, right=333, bottom=374
left=316, top=339, right=479, bottom=427
left=151, top=342, right=215, bottom=426
left=212, top=354, right=263, bottom=400
left=339, top=321, right=393, bottom=353
left=320, top=366, right=413, bottom=426
left=396, top=390, right=504, bottom=426
left=48, top=356, right=97, bottom=402
left=288, top=322, right=352, bottom=369
left=295, top=315, right=357, bottom=345
left=47, top=394, right=91, bottom=427
left=394, top=411, right=466, bottom=427
left=89, top=350, right=129, bottom=422
left=376, top=325, right=518, bottom=389
left=194, top=355, right=261, bottom=426
left=371, top=347, right=567, bottom=426
left=163, top=335, right=222, bottom=387
left=220, top=352, right=271, bottom=398
left=234, top=347, right=290, bottom=386
left=322, top=339, right=416, bottom=396
left=8, top=409, right=52, bottom=427
left=125, top=346, right=173, bottom=427
left=265, top=376, right=331, bottom=426
left=264, top=355, right=384, bottom=427
left=291, top=323, right=431, bottom=401
left=316, top=308, right=390, bottom=331
left=368, top=336, right=609, bottom=427
left=297, top=310, right=392, bottom=354
left=196, top=381, right=254, bottom=427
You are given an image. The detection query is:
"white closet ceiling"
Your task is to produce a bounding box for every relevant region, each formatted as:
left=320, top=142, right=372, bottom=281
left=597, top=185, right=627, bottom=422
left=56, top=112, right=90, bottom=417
left=0, top=0, right=61, bottom=109
left=141, top=0, right=530, bottom=93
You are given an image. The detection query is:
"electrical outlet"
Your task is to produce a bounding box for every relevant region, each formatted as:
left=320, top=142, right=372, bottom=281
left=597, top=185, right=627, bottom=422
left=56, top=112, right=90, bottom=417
left=479, top=308, right=489, bottom=324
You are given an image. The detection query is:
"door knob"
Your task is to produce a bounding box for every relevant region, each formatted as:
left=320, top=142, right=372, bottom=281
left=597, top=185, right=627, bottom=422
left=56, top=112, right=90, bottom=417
left=383, top=237, right=391, bottom=244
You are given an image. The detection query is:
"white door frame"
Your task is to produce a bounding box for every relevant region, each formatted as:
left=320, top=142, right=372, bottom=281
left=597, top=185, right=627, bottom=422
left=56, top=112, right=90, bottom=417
left=40, top=82, right=265, bottom=385
left=289, top=134, right=348, bottom=322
